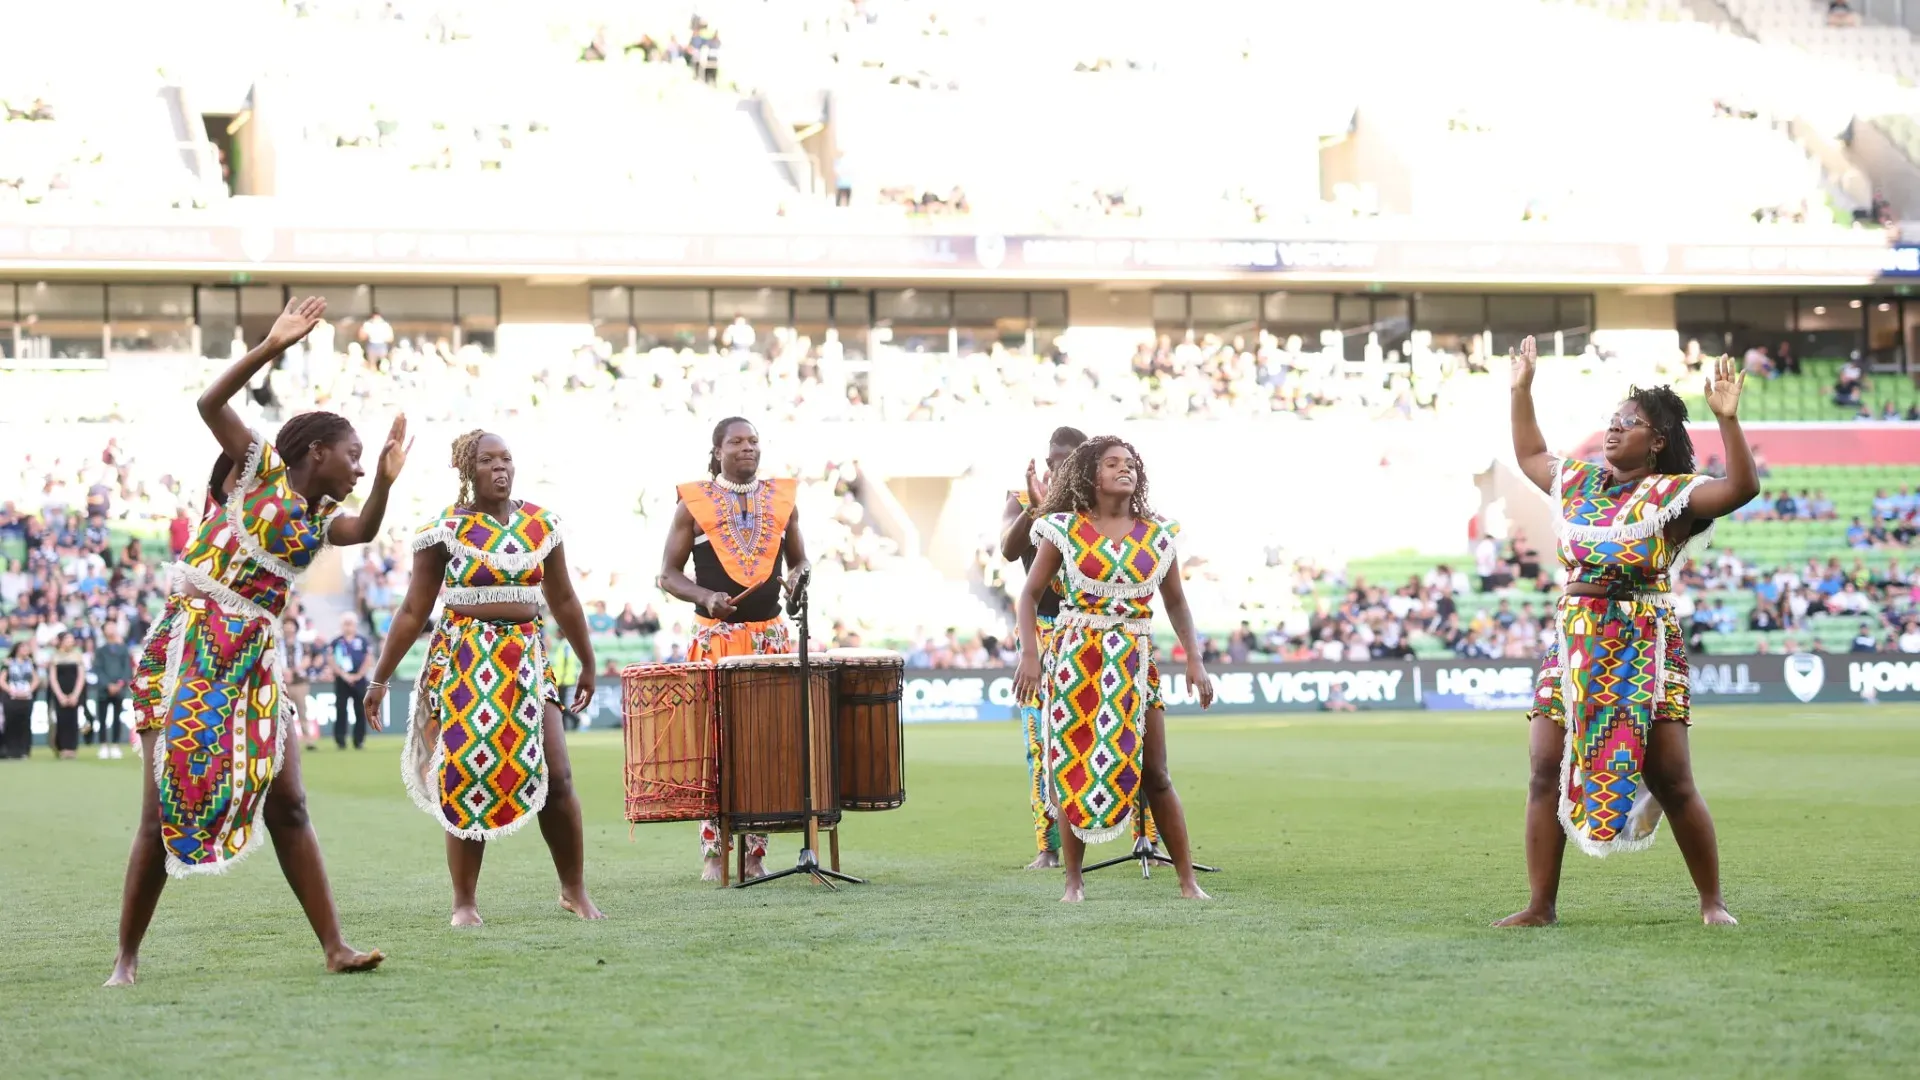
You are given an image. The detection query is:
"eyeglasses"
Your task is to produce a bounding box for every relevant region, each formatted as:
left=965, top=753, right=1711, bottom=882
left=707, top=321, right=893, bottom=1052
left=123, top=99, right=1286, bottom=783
left=1606, top=415, right=1650, bottom=434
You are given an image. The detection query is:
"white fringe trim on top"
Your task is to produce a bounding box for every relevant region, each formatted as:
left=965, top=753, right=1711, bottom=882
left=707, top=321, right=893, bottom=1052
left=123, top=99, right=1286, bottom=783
left=443, top=585, right=544, bottom=607
left=1054, top=611, right=1155, bottom=637
left=412, top=507, right=564, bottom=574
left=1029, top=514, right=1179, bottom=600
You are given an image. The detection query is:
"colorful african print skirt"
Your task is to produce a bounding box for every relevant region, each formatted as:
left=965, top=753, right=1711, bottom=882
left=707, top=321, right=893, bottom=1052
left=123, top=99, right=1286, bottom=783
left=130, top=593, right=289, bottom=877
left=1530, top=594, right=1690, bottom=858
left=1043, top=621, right=1163, bottom=845
left=1023, top=617, right=1160, bottom=853
left=402, top=611, right=557, bottom=841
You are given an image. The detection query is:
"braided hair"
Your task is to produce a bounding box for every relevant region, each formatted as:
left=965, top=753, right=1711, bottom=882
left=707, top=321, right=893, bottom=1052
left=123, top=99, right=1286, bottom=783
left=449, top=428, right=489, bottom=506
left=708, top=416, right=752, bottom=476
left=204, top=410, right=354, bottom=504
left=1626, top=385, right=1712, bottom=538
left=1625, top=385, right=1696, bottom=475
left=1038, top=435, right=1153, bottom=519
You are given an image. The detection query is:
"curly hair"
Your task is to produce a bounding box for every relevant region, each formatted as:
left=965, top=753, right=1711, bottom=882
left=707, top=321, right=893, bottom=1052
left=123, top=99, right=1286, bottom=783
left=1625, top=385, right=1696, bottom=475
left=449, top=428, right=489, bottom=506
left=205, top=410, right=354, bottom=504
left=708, top=416, right=753, bottom=476
left=1038, top=435, right=1153, bottom=519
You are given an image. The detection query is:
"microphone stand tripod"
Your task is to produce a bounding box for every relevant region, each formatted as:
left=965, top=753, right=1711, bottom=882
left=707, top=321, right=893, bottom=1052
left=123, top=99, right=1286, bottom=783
left=736, top=567, right=864, bottom=890
left=1082, top=834, right=1220, bottom=880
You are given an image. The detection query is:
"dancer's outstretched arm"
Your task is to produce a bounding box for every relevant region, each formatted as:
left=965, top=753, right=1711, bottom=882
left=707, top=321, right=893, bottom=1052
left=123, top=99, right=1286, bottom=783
left=196, top=297, right=326, bottom=463
left=1509, top=335, right=1555, bottom=494
left=1681, top=355, right=1760, bottom=520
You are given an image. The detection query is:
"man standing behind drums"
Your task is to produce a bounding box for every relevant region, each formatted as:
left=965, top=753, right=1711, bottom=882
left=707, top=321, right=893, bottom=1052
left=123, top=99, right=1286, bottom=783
left=1000, top=427, right=1159, bottom=869
left=658, top=417, right=811, bottom=882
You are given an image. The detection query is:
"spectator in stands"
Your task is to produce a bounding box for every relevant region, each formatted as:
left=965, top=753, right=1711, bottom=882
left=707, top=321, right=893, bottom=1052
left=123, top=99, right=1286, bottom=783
left=1873, top=489, right=1899, bottom=521
left=1829, top=1, right=1860, bottom=28
left=168, top=505, right=192, bottom=558
left=1748, top=601, right=1781, bottom=632
left=1899, top=620, right=1920, bottom=654
left=1775, top=341, right=1800, bottom=376
left=1851, top=622, right=1878, bottom=652
left=614, top=602, right=659, bottom=638
left=1834, top=360, right=1865, bottom=407
left=360, top=310, right=394, bottom=371
left=329, top=612, right=374, bottom=750
left=1810, top=490, right=1836, bottom=520
left=723, top=315, right=756, bottom=356
left=1849, top=517, right=1871, bottom=549
left=1741, top=345, right=1775, bottom=380
left=1772, top=490, right=1798, bottom=520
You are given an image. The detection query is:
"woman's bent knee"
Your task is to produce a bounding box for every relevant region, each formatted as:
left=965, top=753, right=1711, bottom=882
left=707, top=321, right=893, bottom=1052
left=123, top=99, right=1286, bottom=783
left=265, top=792, right=311, bottom=831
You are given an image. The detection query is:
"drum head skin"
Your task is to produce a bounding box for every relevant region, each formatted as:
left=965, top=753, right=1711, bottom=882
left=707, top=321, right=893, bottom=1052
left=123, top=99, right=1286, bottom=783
left=823, top=648, right=905, bottom=666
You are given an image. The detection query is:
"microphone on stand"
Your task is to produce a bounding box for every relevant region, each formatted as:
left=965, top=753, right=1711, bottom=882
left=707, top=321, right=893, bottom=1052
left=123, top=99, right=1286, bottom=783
left=785, top=565, right=812, bottom=618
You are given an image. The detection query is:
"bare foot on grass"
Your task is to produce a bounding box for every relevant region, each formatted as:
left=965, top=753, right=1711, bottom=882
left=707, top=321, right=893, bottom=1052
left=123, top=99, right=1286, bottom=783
left=1702, top=903, right=1739, bottom=926
left=450, top=906, right=483, bottom=928
left=560, top=890, right=605, bottom=920
left=1024, top=851, right=1061, bottom=870
left=1492, top=907, right=1557, bottom=928
left=326, top=946, right=385, bottom=973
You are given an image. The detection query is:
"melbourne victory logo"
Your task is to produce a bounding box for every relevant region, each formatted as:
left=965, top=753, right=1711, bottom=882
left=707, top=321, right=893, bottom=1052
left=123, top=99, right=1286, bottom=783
left=1783, top=653, right=1825, bottom=704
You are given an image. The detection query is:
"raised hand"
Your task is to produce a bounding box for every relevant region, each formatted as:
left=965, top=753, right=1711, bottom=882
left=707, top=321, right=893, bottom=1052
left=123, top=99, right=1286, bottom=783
left=1024, top=459, right=1047, bottom=508
left=1510, top=335, right=1537, bottom=391
left=375, top=414, right=413, bottom=482
left=267, top=296, right=327, bottom=350
left=1705, top=353, right=1746, bottom=419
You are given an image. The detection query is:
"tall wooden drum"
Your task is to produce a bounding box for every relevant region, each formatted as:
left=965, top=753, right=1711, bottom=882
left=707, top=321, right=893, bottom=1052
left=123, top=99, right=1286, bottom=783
left=824, top=648, right=906, bottom=811
left=621, top=662, right=720, bottom=823
left=716, top=654, right=841, bottom=833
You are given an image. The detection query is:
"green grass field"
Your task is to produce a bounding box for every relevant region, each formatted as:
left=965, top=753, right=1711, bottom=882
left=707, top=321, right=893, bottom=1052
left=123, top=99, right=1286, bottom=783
left=3, top=705, right=1918, bottom=1078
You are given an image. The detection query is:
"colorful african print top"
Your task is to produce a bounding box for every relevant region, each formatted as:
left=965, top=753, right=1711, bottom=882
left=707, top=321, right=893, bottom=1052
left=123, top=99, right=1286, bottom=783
left=677, top=478, right=797, bottom=592
left=412, top=502, right=563, bottom=606
left=1554, top=457, right=1713, bottom=595
left=1030, top=512, right=1181, bottom=632
left=176, top=434, right=339, bottom=620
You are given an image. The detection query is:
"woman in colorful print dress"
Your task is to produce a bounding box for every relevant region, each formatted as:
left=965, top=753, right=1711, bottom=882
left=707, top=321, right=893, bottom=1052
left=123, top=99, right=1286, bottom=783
left=366, top=431, right=603, bottom=926
left=108, top=296, right=411, bottom=986
left=1013, top=436, right=1214, bottom=903
left=657, top=417, right=810, bottom=881
left=1496, top=337, right=1756, bottom=928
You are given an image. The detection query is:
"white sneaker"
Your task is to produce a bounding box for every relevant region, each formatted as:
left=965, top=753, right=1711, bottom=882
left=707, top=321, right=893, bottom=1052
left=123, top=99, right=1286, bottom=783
left=110, top=746, right=124, bottom=759
left=97, top=746, right=110, bottom=760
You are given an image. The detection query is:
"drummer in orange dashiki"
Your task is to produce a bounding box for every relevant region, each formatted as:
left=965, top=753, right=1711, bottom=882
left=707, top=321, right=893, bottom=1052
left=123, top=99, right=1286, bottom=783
left=657, top=417, right=811, bottom=881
